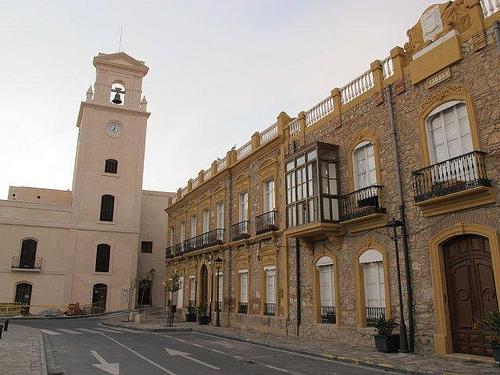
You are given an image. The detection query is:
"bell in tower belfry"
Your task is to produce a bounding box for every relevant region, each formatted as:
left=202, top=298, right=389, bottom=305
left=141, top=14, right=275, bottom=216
left=111, top=85, right=125, bottom=105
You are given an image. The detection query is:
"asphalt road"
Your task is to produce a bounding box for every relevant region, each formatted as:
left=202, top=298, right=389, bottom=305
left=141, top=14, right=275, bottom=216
left=15, top=317, right=403, bottom=375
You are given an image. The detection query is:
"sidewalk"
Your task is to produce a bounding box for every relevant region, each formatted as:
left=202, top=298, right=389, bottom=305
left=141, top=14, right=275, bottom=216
left=0, top=324, right=43, bottom=375
left=103, top=315, right=500, bottom=375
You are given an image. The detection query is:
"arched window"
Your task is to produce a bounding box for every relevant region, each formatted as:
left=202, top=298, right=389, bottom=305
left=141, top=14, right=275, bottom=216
left=104, top=159, right=118, bottom=174
left=316, top=256, right=336, bottom=324
left=95, top=244, right=110, bottom=272
left=110, top=82, right=125, bottom=105
left=426, top=101, right=472, bottom=164
left=353, top=141, right=376, bottom=190
left=359, top=249, right=386, bottom=325
left=99, top=195, right=115, bottom=222
left=19, top=239, right=37, bottom=269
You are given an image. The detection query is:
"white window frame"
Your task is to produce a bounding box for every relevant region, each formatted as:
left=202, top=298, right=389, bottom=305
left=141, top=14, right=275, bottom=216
left=316, top=257, right=335, bottom=308
left=177, top=276, right=184, bottom=309
left=169, top=227, right=175, bottom=246
left=353, top=141, right=376, bottom=190
left=359, top=250, right=385, bottom=311
left=426, top=101, right=472, bottom=164
left=189, top=276, right=196, bottom=303
left=239, top=192, right=248, bottom=222
left=190, top=215, right=197, bottom=237
left=202, top=209, right=210, bottom=234
left=265, top=267, right=276, bottom=304
left=263, top=180, right=276, bottom=212
left=239, top=270, right=248, bottom=303
left=216, top=202, right=224, bottom=230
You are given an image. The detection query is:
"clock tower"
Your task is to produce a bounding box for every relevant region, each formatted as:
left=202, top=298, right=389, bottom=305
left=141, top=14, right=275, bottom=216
left=68, top=52, right=150, bottom=310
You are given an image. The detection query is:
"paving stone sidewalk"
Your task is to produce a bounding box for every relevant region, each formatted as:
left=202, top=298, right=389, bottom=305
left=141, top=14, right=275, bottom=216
left=0, top=324, right=43, bottom=375
left=103, top=315, right=500, bottom=375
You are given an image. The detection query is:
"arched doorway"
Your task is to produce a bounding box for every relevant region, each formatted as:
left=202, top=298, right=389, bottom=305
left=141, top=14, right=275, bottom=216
left=15, top=283, right=32, bottom=314
left=200, top=265, right=208, bottom=308
left=443, top=234, right=498, bottom=356
left=92, top=284, right=108, bottom=313
left=138, top=279, right=152, bottom=306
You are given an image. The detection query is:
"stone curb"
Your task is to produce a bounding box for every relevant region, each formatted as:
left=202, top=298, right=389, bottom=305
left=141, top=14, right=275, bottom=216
left=6, top=310, right=127, bottom=321
left=101, top=320, right=192, bottom=333
left=39, top=333, right=48, bottom=375
left=192, top=330, right=443, bottom=375
left=101, top=320, right=456, bottom=375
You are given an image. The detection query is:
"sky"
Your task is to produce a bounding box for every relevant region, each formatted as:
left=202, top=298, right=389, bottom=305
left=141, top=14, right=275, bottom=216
left=0, top=0, right=432, bottom=198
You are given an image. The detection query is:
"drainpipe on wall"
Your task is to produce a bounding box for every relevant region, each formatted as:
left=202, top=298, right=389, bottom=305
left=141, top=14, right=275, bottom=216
left=494, top=21, right=500, bottom=52
left=385, top=85, right=415, bottom=352
left=295, top=238, right=301, bottom=336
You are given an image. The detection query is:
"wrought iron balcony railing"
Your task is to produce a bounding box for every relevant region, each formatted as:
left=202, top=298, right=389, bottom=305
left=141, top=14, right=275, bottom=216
left=321, top=305, right=336, bottom=324
left=184, top=229, right=225, bottom=253
left=366, top=306, right=386, bottom=326
left=412, top=151, right=491, bottom=202
left=264, top=303, right=276, bottom=316
left=340, top=185, right=385, bottom=221
left=238, top=302, right=248, bottom=314
left=11, top=256, right=42, bottom=270
left=165, top=243, right=184, bottom=259
left=232, top=220, right=250, bottom=241
left=255, top=210, right=278, bottom=235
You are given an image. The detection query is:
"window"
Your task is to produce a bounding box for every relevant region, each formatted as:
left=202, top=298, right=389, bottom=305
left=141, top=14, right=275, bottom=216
left=189, top=276, right=196, bottom=304
left=95, top=244, right=110, bottom=272
left=104, top=159, right=118, bottom=174
left=320, top=161, right=339, bottom=221
left=180, top=222, right=186, bottom=250
left=190, top=215, right=197, bottom=237
left=216, top=272, right=223, bottom=311
left=177, top=276, right=184, bottom=309
left=141, top=241, right=153, bottom=253
left=353, top=142, right=376, bottom=189
left=239, top=192, right=248, bottom=222
left=263, top=180, right=275, bottom=212
left=316, top=256, right=335, bottom=324
left=216, top=202, right=224, bottom=230
left=202, top=209, right=210, bottom=233
left=265, top=267, right=276, bottom=315
left=426, top=101, right=472, bottom=164
left=99, top=195, right=115, bottom=222
left=169, top=227, right=175, bottom=246
left=238, top=270, right=249, bottom=314
left=359, top=249, right=385, bottom=324
left=19, top=239, right=37, bottom=269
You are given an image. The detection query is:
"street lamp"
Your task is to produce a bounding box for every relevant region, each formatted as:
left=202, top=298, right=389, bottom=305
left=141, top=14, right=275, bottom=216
left=385, top=218, right=409, bottom=353
left=214, top=257, right=223, bottom=327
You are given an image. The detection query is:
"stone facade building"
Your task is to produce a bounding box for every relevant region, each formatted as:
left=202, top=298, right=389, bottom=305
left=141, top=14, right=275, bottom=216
left=0, top=53, right=174, bottom=314
left=165, top=0, right=500, bottom=358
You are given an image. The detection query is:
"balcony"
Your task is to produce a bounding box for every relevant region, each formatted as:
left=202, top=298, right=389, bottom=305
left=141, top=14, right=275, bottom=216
left=11, top=256, right=42, bottom=271
left=321, top=305, right=336, bottom=324
left=255, top=210, right=278, bottom=235
left=232, top=221, right=250, bottom=241
left=165, top=243, right=184, bottom=259
left=366, top=306, right=386, bottom=326
left=183, top=229, right=225, bottom=254
left=339, top=185, right=387, bottom=232
left=412, top=151, right=494, bottom=217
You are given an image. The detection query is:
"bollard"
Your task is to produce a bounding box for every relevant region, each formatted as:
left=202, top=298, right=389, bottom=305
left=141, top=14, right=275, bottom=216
left=0, top=323, right=3, bottom=339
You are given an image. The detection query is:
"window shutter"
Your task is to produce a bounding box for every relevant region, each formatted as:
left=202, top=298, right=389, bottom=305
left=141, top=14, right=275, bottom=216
left=363, top=262, right=385, bottom=308
left=177, top=277, right=184, bottom=308
left=95, top=244, right=110, bottom=272
left=266, top=270, right=276, bottom=303
left=319, top=265, right=333, bottom=306
left=240, top=273, right=248, bottom=302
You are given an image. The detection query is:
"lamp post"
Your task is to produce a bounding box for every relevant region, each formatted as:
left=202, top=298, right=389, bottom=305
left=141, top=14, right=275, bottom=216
left=385, top=218, right=409, bottom=353
left=214, top=257, right=223, bottom=327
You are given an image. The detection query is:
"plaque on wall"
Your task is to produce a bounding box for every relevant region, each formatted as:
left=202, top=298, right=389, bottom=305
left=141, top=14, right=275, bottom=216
left=425, top=68, right=452, bottom=89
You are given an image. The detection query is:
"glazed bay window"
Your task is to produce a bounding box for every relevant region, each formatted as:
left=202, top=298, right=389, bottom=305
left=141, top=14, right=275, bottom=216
left=233, top=192, right=250, bottom=241
left=286, top=142, right=339, bottom=230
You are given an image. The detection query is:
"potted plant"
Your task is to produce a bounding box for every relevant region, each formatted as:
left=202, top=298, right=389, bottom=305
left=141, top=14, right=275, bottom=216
left=373, top=315, right=399, bottom=353
left=185, top=303, right=197, bottom=322
left=197, top=303, right=210, bottom=325
left=479, top=311, right=500, bottom=366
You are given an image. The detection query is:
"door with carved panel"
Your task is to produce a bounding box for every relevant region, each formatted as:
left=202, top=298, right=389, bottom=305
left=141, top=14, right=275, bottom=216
left=443, top=234, right=498, bottom=357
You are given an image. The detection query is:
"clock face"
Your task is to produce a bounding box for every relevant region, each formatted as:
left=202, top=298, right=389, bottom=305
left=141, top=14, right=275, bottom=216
left=106, top=121, right=123, bottom=137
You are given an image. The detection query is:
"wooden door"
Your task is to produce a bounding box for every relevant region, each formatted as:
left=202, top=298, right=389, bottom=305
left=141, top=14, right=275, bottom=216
left=443, top=234, right=498, bottom=356
left=15, top=283, right=32, bottom=314
left=200, top=265, right=208, bottom=307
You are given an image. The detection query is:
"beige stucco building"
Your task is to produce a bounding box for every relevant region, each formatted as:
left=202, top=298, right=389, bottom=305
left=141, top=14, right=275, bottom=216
left=0, top=52, right=174, bottom=314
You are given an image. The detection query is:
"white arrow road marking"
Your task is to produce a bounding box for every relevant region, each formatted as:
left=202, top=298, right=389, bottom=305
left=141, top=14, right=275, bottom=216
left=90, top=350, right=120, bottom=375
left=165, top=347, right=220, bottom=370
left=40, top=329, right=61, bottom=335
left=101, top=333, right=177, bottom=375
